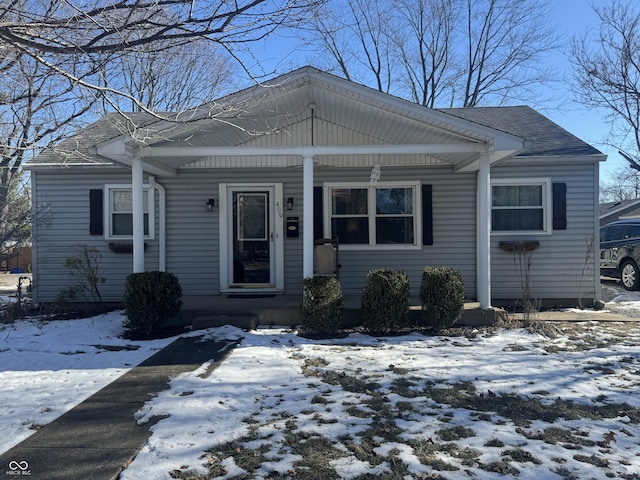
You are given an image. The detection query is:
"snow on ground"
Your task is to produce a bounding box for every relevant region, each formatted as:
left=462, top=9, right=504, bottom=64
left=603, top=282, right=640, bottom=318
left=1, top=283, right=639, bottom=479
left=0, top=307, right=176, bottom=454
left=120, top=324, right=640, bottom=480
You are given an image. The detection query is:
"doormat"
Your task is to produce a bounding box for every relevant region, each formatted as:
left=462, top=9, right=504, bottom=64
left=226, top=294, right=276, bottom=299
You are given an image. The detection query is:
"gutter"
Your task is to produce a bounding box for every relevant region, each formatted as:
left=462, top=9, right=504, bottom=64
left=148, top=176, right=166, bottom=271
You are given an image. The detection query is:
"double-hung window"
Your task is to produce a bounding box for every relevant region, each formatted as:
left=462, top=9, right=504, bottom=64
left=491, top=179, right=551, bottom=234
left=105, top=185, right=154, bottom=239
left=325, top=182, right=420, bottom=248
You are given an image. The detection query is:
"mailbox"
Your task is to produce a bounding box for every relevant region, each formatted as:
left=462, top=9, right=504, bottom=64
left=286, top=217, right=299, bottom=238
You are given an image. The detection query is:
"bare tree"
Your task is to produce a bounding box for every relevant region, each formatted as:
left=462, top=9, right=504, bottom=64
left=600, top=165, right=640, bottom=203
left=460, top=0, right=557, bottom=107
left=310, top=0, right=393, bottom=93
left=0, top=0, right=323, bottom=113
left=0, top=51, right=96, bottom=253
left=0, top=171, right=31, bottom=251
left=104, top=39, right=234, bottom=113
left=571, top=1, right=640, bottom=171
left=305, top=0, right=557, bottom=108
left=0, top=0, right=320, bottom=254
left=393, top=0, right=458, bottom=107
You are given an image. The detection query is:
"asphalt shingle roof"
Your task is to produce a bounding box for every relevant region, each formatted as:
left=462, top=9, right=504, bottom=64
left=29, top=112, right=157, bottom=167
left=439, top=106, right=602, bottom=157
left=28, top=82, right=602, bottom=168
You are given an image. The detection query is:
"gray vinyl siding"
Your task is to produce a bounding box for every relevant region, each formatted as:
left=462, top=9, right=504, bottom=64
left=31, top=160, right=598, bottom=304
left=490, top=161, right=598, bottom=302
left=31, top=169, right=159, bottom=303
left=314, top=166, right=477, bottom=297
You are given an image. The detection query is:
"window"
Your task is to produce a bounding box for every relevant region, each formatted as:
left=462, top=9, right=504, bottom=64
left=325, top=182, right=420, bottom=247
left=491, top=179, right=551, bottom=233
left=105, top=185, right=154, bottom=239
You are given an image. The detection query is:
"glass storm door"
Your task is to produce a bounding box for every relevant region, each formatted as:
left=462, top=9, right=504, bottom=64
left=220, top=183, right=283, bottom=292
left=231, top=190, right=273, bottom=286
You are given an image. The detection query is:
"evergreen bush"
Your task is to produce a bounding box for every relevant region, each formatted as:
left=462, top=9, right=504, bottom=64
left=302, top=276, right=343, bottom=335
left=124, top=271, right=183, bottom=336
left=361, top=269, right=409, bottom=333
left=419, top=266, right=464, bottom=331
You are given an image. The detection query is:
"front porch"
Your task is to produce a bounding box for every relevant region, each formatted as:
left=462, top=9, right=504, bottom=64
left=180, top=294, right=503, bottom=330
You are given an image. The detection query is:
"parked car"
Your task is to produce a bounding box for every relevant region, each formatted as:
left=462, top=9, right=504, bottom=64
left=600, top=219, right=640, bottom=290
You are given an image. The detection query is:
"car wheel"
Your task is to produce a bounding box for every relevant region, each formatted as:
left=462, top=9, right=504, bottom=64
left=620, top=260, right=640, bottom=290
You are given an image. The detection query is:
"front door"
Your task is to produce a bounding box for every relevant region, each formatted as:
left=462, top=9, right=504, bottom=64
left=220, top=183, right=284, bottom=291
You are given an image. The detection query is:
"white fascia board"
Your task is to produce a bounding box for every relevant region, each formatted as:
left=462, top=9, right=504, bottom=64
left=141, top=143, right=488, bottom=159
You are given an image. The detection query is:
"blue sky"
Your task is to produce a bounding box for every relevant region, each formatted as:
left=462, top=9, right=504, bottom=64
left=242, top=0, right=625, bottom=181
left=545, top=0, right=625, bottom=180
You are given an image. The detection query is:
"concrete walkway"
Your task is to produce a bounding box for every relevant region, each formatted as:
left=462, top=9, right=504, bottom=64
left=0, top=335, right=236, bottom=480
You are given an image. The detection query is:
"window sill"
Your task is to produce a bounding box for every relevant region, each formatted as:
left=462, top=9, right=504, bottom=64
left=339, top=244, right=422, bottom=251
left=491, top=230, right=551, bottom=236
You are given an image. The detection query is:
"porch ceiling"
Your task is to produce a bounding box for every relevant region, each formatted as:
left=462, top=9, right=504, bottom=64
left=96, top=68, right=524, bottom=175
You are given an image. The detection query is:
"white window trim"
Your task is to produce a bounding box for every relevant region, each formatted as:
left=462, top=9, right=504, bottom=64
left=490, top=178, right=552, bottom=235
left=104, top=184, right=155, bottom=240
left=323, top=181, right=422, bottom=250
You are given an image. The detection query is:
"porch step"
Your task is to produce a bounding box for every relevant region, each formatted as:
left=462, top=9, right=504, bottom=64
left=192, top=314, right=258, bottom=330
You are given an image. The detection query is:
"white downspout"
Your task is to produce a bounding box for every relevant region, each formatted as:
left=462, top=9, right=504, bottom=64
left=303, top=154, right=315, bottom=278
left=593, top=162, right=601, bottom=303
left=132, top=156, right=145, bottom=273
left=149, top=175, right=166, bottom=272
left=477, top=152, right=492, bottom=309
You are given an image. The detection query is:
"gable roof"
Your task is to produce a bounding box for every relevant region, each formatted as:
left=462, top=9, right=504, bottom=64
left=27, top=67, right=603, bottom=173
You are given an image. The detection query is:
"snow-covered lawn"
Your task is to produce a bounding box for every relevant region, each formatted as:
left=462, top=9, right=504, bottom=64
left=1, top=284, right=639, bottom=479
left=122, top=322, right=640, bottom=480
left=0, top=309, right=177, bottom=454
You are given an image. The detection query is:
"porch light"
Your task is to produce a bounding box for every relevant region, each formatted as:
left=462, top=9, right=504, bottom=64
left=206, top=198, right=215, bottom=211
left=287, top=197, right=294, bottom=210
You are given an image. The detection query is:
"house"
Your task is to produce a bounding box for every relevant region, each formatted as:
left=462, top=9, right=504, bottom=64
left=600, top=198, right=640, bottom=226
left=27, top=67, right=606, bottom=310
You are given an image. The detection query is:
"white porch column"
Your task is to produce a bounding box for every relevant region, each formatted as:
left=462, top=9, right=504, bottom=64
left=477, top=153, right=491, bottom=309
left=132, top=156, right=145, bottom=273
left=303, top=154, right=315, bottom=278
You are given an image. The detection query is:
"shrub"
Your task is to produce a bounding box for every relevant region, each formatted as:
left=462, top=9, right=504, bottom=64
left=361, top=269, right=409, bottom=333
left=124, top=271, right=183, bottom=336
left=302, top=276, right=343, bottom=335
left=59, top=245, right=106, bottom=304
left=419, top=266, right=464, bottom=331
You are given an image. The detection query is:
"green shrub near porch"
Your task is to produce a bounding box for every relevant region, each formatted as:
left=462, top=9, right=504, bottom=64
left=419, top=266, right=464, bottom=331
left=361, top=269, right=410, bottom=333
left=302, top=276, right=344, bottom=334
left=124, top=271, right=183, bottom=336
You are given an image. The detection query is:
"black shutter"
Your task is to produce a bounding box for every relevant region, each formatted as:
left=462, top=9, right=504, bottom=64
left=89, top=189, right=104, bottom=235
left=552, top=182, right=567, bottom=230
left=422, top=184, right=433, bottom=245
left=313, top=186, right=323, bottom=240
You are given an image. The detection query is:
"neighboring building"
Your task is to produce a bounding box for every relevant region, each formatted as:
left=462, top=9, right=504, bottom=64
left=26, top=67, right=606, bottom=308
left=600, top=199, right=640, bottom=226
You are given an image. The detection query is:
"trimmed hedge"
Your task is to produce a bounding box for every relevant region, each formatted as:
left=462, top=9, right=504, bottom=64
left=124, top=271, right=183, bottom=336
left=419, top=266, right=464, bottom=331
left=302, top=276, right=344, bottom=335
left=361, top=269, right=409, bottom=333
